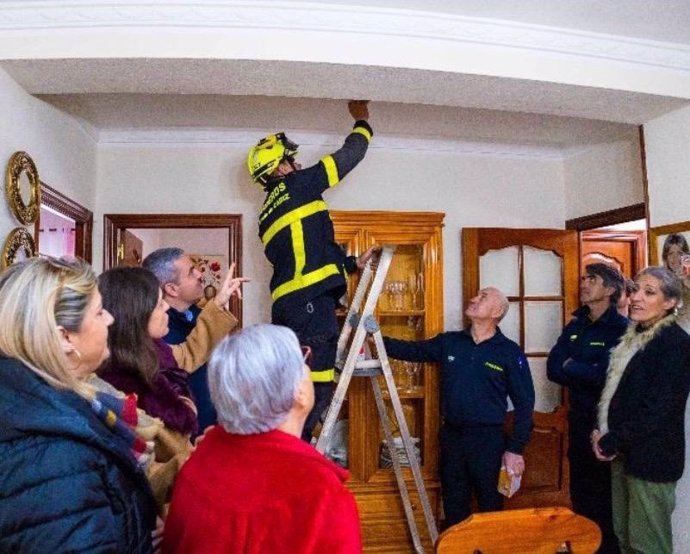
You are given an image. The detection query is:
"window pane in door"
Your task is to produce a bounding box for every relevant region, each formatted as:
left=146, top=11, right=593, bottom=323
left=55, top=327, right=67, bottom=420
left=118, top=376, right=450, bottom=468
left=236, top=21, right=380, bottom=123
left=524, top=246, right=562, bottom=296
left=500, top=301, right=521, bottom=344
left=524, top=300, right=562, bottom=353
left=479, top=246, right=519, bottom=296
left=528, top=357, right=561, bottom=412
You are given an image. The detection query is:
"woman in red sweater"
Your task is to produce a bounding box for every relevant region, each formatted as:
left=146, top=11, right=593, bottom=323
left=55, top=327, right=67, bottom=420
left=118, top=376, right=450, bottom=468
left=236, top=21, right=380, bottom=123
left=162, top=324, right=362, bottom=553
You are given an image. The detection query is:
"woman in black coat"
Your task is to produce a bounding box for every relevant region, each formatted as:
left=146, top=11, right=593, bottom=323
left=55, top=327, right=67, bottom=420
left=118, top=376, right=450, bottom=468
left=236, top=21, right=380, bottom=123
left=592, top=266, right=690, bottom=554
left=0, top=257, right=157, bottom=552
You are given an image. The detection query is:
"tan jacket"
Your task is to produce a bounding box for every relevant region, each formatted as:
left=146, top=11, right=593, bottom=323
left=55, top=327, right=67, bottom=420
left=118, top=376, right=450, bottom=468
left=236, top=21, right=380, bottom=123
left=170, top=301, right=238, bottom=372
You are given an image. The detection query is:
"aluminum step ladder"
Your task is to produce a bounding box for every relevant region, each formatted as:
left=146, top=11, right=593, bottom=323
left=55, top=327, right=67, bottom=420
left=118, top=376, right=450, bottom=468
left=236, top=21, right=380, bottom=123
left=315, top=245, right=438, bottom=553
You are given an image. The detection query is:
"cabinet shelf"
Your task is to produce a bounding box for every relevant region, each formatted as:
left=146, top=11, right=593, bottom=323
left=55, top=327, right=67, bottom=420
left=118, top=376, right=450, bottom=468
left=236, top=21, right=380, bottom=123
left=378, top=309, right=425, bottom=317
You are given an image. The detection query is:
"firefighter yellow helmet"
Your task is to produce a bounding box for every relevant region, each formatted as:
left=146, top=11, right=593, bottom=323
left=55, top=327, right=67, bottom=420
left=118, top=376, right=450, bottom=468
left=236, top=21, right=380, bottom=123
left=247, top=132, right=299, bottom=187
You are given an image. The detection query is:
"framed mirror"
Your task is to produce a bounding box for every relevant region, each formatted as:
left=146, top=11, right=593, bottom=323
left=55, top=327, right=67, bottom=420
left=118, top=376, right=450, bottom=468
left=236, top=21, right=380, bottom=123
left=5, top=151, right=41, bottom=225
left=649, top=221, right=690, bottom=276
left=104, top=213, right=243, bottom=326
left=2, top=227, right=36, bottom=269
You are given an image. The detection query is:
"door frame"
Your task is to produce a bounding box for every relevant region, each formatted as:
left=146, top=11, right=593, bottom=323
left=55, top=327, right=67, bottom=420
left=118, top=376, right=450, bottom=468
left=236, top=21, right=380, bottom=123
left=103, top=213, right=243, bottom=325
left=36, top=181, right=94, bottom=263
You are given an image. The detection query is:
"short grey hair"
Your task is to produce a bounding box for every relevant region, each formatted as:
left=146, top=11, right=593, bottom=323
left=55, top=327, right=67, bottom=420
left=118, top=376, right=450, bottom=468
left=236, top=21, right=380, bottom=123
left=208, top=324, right=304, bottom=434
left=142, top=247, right=185, bottom=285
left=635, top=266, right=683, bottom=310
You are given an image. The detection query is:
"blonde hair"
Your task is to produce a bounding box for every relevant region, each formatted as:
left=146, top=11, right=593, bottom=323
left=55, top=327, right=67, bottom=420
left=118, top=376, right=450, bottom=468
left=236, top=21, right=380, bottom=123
left=0, top=256, right=97, bottom=396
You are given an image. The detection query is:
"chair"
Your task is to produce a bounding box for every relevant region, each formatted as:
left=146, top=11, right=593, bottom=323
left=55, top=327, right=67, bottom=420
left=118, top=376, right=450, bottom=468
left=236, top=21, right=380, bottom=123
left=435, top=507, right=601, bottom=554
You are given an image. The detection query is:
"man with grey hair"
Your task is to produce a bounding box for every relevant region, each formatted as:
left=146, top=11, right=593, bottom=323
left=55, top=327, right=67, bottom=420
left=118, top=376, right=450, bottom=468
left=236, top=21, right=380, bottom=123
left=383, top=286, right=534, bottom=528
left=162, top=324, right=361, bottom=553
left=143, top=247, right=244, bottom=432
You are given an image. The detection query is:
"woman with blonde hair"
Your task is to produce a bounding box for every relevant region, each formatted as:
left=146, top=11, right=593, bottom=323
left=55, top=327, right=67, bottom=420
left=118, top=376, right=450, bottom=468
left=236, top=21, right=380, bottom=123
left=0, top=257, right=157, bottom=552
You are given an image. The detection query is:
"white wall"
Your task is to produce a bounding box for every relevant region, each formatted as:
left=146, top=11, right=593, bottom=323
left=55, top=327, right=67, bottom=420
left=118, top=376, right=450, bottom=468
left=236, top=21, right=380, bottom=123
left=644, top=104, right=690, bottom=553
left=644, top=105, right=690, bottom=228
left=0, top=68, right=97, bottom=243
left=563, top=130, right=644, bottom=221
left=95, top=140, right=565, bottom=328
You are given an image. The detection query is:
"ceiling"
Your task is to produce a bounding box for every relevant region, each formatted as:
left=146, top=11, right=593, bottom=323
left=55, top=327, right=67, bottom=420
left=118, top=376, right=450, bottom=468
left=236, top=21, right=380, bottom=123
left=1, top=0, right=689, bottom=153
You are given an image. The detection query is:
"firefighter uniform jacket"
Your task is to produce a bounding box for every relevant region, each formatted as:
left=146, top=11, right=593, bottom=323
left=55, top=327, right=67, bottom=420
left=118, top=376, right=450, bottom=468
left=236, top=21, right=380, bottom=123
left=258, top=120, right=373, bottom=307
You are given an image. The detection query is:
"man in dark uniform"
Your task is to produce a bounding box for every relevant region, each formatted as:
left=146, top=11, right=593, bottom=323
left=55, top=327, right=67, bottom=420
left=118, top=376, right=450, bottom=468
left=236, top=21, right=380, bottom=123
left=247, top=100, right=379, bottom=441
left=384, top=287, right=535, bottom=527
left=548, top=263, right=627, bottom=554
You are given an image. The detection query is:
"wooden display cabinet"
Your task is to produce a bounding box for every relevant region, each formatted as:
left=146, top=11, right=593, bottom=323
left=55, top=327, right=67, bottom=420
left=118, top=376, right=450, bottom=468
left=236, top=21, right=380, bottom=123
left=330, top=211, right=445, bottom=553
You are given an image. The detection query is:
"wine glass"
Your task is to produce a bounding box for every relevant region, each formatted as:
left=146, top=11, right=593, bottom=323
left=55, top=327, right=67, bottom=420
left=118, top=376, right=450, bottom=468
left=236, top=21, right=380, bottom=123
left=404, top=361, right=421, bottom=393
left=394, top=281, right=408, bottom=310
left=385, top=282, right=396, bottom=310
left=407, top=272, right=418, bottom=308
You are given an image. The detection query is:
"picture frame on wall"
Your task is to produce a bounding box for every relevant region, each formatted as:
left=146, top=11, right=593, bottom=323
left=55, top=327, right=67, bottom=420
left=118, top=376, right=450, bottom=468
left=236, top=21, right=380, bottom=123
left=189, top=253, right=227, bottom=302
left=649, top=221, right=690, bottom=276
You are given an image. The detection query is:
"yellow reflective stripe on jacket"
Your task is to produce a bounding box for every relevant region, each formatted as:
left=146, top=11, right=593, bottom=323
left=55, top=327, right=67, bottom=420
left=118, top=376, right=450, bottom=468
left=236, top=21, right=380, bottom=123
left=291, top=221, right=306, bottom=275
left=271, top=263, right=341, bottom=301
left=321, top=155, right=339, bottom=187
left=260, top=200, right=328, bottom=246
left=311, top=368, right=335, bottom=382
left=353, top=126, right=372, bottom=142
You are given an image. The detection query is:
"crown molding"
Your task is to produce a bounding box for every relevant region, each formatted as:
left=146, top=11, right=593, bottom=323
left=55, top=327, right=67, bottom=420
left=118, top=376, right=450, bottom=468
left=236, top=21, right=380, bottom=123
left=97, top=127, right=567, bottom=160
left=0, top=1, right=689, bottom=72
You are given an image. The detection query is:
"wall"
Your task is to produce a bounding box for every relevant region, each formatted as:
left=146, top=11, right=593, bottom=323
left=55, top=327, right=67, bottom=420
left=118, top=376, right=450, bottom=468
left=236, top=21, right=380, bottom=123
left=643, top=104, right=690, bottom=553
left=644, top=105, right=690, bottom=228
left=0, top=68, right=96, bottom=243
left=95, top=139, right=565, bottom=328
left=563, top=130, right=644, bottom=221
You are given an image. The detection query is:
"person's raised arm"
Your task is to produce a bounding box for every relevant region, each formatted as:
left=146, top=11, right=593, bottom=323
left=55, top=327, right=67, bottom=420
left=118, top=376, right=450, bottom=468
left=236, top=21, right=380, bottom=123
left=171, top=263, right=249, bottom=371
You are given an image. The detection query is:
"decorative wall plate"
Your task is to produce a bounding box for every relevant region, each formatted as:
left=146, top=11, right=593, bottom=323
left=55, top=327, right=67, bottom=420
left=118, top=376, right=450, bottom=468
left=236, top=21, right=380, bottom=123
left=5, top=151, right=41, bottom=225
left=2, top=227, right=36, bottom=270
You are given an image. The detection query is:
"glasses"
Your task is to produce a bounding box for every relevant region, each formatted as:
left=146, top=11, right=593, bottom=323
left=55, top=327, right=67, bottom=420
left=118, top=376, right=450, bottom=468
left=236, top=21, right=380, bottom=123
left=301, top=345, right=313, bottom=367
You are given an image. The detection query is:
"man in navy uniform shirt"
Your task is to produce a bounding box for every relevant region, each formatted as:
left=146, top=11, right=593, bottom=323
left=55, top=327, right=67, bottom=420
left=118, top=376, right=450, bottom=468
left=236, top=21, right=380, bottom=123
left=548, top=263, right=627, bottom=554
left=384, top=286, right=534, bottom=527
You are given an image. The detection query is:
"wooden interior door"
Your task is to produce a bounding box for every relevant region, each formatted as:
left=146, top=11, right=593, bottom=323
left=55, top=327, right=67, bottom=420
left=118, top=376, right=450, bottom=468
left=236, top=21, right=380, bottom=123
left=580, top=229, right=647, bottom=278
left=462, top=228, right=579, bottom=508
left=119, top=229, right=143, bottom=267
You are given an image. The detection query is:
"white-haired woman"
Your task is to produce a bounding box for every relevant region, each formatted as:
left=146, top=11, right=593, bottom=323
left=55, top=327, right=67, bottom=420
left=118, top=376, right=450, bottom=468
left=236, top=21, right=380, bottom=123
left=0, top=257, right=157, bottom=552
left=592, top=266, right=690, bottom=554
left=163, top=324, right=361, bottom=553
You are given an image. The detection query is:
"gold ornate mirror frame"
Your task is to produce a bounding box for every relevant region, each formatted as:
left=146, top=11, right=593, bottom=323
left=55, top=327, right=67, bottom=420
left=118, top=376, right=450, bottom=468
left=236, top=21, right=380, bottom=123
left=2, top=227, right=36, bottom=270
left=5, top=151, right=41, bottom=225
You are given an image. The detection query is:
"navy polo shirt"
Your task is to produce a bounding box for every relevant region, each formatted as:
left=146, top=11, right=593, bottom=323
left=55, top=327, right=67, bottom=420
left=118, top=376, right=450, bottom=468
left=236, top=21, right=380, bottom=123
left=384, top=328, right=534, bottom=453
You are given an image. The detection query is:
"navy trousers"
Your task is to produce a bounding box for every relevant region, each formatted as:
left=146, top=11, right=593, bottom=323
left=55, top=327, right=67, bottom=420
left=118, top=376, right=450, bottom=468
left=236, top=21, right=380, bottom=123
left=439, top=423, right=505, bottom=527
left=569, top=414, right=620, bottom=554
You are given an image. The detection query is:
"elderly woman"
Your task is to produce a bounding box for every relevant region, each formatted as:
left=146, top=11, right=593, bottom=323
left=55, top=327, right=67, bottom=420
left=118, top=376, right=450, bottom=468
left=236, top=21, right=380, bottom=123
left=0, top=257, right=156, bottom=552
left=162, top=324, right=362, bottom=553
left=98, top=265, right=245, bottom=438
left=592, top=266, right=690, bottom=554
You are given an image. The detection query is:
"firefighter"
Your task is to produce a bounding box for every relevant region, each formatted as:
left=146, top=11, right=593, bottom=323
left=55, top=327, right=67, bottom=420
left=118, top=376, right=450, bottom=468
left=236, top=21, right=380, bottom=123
left=247, top=100, right=378, bottom=441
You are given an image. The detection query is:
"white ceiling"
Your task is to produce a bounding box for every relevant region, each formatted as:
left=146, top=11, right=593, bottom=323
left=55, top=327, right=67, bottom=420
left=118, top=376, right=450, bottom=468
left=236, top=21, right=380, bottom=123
left=1, top=0, right=689, bottom=153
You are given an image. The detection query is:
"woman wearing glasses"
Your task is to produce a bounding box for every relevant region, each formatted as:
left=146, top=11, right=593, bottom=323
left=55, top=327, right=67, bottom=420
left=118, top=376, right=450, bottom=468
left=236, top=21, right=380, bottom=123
left=162, top=324, right=362, bottom=553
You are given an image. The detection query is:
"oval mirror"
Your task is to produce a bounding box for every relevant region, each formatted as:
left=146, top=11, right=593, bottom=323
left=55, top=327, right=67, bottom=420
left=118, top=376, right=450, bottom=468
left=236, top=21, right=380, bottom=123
left=5, top=151, right=41, bottom=225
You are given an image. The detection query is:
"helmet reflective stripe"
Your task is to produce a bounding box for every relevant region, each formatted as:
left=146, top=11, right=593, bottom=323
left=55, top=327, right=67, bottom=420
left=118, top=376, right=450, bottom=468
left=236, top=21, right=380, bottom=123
left=247, top=132, right=299, bottom=186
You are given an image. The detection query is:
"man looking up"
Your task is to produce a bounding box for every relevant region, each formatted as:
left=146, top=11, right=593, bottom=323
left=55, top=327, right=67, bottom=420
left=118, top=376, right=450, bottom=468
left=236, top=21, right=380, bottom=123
left=547, top=263, right=627, bottom=554
left=143, top=247, right=240, bottom=433
left=383, top=287, right=535, bottom=528
left=247, top=100, right=379, bottom=441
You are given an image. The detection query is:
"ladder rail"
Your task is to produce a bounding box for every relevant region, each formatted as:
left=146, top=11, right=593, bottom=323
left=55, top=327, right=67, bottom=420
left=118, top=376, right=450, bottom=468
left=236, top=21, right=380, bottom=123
left=314, top=244, right=438, bottom=551
left=371, top=374, right=424, bottom=554
left=372, top=329, right=439, bottom=545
